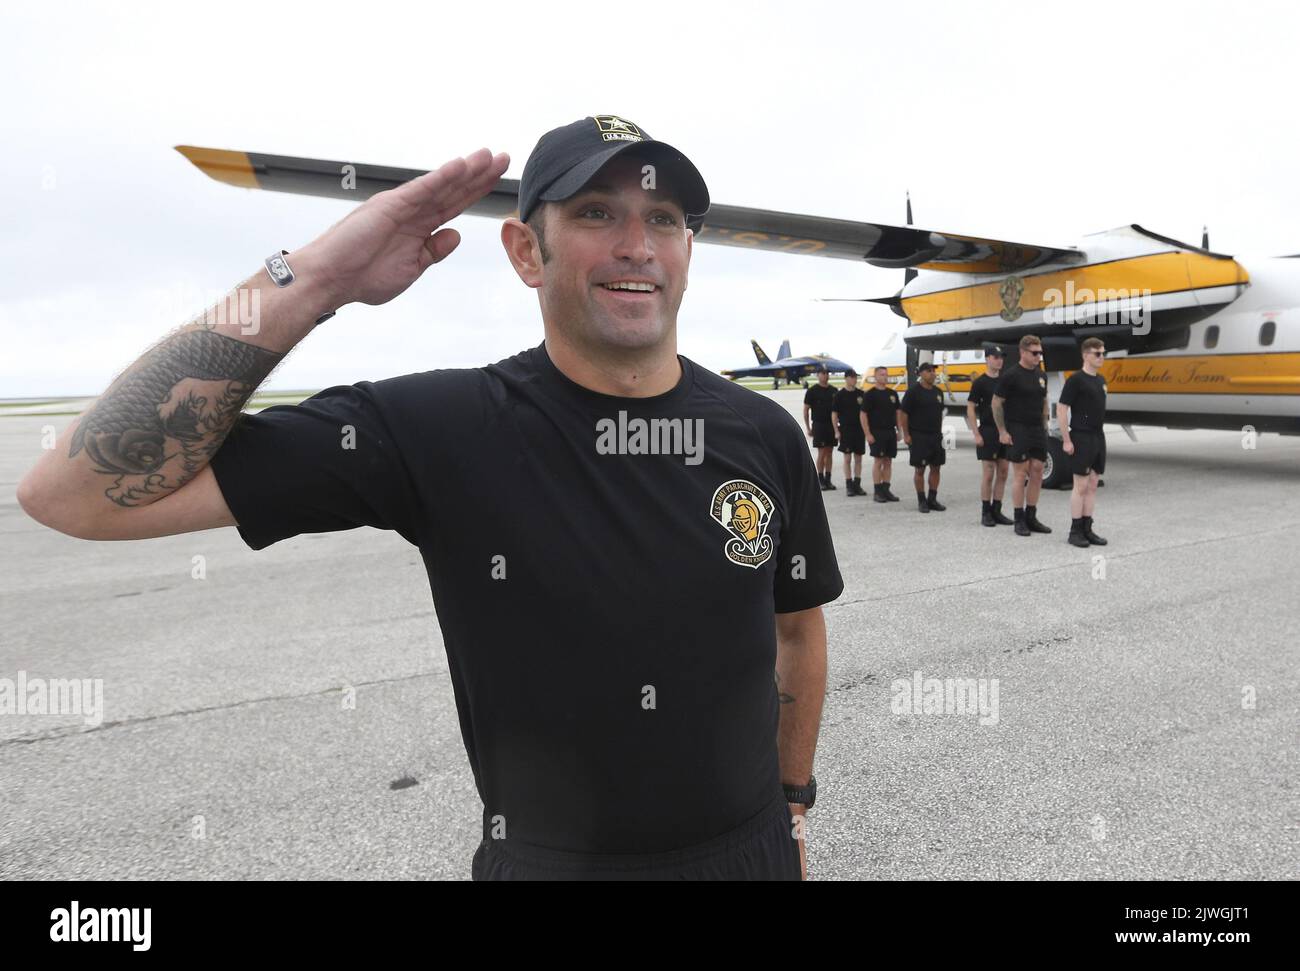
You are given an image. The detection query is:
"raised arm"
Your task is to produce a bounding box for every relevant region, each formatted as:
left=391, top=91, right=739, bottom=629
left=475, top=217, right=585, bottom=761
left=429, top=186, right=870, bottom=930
left=17, top=149, right=509, bottom=540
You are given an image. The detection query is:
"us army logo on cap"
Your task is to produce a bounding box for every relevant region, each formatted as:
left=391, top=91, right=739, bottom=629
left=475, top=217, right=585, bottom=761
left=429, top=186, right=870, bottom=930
left=595, top=115, right=644, bottom=143
left=710, top=480, right=775, bottom=569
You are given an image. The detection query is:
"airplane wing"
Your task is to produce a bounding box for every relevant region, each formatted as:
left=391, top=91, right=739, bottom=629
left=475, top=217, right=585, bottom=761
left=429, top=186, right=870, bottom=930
left=177, top=146, right=1084, bottom=273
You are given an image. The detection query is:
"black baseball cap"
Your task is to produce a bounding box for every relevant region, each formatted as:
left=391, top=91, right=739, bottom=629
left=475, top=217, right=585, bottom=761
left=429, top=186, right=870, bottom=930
left=844, top=368, right=858, bottom=377
left=985, top=344, right=1006, bottom=358
left=518, top=115, right=710, bottom=228
left=918, top=362, right=936, bottom=373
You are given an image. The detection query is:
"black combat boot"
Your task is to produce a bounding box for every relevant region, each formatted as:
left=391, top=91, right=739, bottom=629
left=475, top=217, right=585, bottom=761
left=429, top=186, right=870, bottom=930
left=990, top=499, right=1013, bottom=525
left=1067, top=517, right=1090, bottom=548
left=926, top=490, right=946, bottom=511
left=917, top=491, right=930, bottom=513
left=1025, top=504, right=1053, bottom=534
left=1014, top=507, right=1031, bottom=537
left=823, top=473, right=837, bottom=491
left=981, top=500, right=995, bottom=527
left=882, top=481, right=900, bottom=501
left=1083, top=516, right=1107, bottom=546
left=872, top=483, right=889, bottom=503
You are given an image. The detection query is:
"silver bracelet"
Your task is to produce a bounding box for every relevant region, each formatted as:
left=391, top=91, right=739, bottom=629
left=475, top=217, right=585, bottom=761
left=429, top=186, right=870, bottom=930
left=265, top=249, right=336, bottom=325
left=265, top=250, right=294, bottom=287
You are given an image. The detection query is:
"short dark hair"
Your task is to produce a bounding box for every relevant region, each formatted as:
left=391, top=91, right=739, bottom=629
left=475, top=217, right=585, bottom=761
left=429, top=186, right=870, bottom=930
left=526, top=204, right=552, bottom=264
left=1019, top=334, right=1042, bottom=350
left=1080, top=337, right=1105, bottom=353
left=874, top=365, right=888, bottom=373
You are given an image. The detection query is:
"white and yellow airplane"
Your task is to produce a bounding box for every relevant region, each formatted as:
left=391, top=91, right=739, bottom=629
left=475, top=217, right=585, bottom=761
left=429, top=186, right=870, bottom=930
left=177, top=146, right=1299, bottom=486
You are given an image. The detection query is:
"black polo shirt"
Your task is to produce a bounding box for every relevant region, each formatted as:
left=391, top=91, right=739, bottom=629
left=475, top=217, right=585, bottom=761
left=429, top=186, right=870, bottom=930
left=967, top=373, right=1000, bottom=428
left=803, top=383, right=836, bottom=424
left=994, top=363, right=1048, bottom=425
left=1059, top=369, right=1108, bottom=432
left=861, top=387, right=900, bottom=431
left=832, top=386, right=865, bottom=429
left=899, top=382, right=946, bottom=435
left=209, top=342, right=843, bottom=855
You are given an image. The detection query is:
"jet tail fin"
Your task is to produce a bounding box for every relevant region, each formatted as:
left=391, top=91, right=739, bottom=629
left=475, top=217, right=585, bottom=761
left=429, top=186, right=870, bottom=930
left=777, top=339, right=792, bottom=360
left=751, top=340, right=772, bottom=365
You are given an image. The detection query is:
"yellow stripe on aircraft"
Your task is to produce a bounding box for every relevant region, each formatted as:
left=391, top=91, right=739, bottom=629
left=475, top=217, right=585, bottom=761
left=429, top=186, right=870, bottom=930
left=174, top=146, right=259, bottom=189
left=934, top=353, right=1300, bottom=396
left=1100, top=353, right=1300, bottom=395
left=902, top=252, right=1249, bottom=325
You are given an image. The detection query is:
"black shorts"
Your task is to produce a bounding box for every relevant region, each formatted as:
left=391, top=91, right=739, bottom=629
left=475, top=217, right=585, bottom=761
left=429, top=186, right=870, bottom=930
left=1069, top=429, right=1106, bottom=475
left=470, top=792, right=802, bottom=881
left=908, top=430, right=946, bottom=468
left=1007, top=421, right=1047, bottom=463
left=975, top=424, right=1006, bottom=461
left=838, top=426, right=866, bottom=455
left=810, top=419, right=836, bottom=448
left=868, top=427, right=898, bottom=458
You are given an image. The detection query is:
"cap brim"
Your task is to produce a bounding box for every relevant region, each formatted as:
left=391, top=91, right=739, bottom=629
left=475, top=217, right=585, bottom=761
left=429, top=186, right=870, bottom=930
left=538, top=139, right=710, bottom=219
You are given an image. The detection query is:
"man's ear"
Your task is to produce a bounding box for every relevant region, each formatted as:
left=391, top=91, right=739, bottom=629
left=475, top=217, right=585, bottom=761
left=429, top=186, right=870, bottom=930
left=501, top=217, right=543, bottom=289
left=683, top=226, right=693, bottom=292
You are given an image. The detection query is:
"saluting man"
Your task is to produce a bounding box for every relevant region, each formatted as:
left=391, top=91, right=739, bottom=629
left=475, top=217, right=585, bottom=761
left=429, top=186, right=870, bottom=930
left=18, top=115, right=843, bottom=881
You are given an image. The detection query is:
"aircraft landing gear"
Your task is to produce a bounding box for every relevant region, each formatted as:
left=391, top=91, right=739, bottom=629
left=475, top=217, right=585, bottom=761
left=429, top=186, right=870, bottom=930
left=1044, top=436, right=1069, bottom=490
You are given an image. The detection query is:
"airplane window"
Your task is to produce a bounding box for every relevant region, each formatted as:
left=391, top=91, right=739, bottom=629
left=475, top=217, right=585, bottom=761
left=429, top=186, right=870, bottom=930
left=1178, top=328, right=1191, bottom=349
left=1260, top=320, right=1276, bottom=346
left=1204, top=325, right=1219, bottom=349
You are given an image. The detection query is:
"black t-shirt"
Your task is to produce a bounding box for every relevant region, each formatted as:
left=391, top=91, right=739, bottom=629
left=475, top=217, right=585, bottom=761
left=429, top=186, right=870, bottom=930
left=803, top=383, right=836, bottom=423
left=861, top=387, right=900, bottom=431
left=209, top=343, right=843, bottom=855
left=994, top=363, right=1048, bottom=425
left=1059, top=369, right=1108, bottom=432
left=899, top=383, right=946, bottom=435
left=832, top=387, right=865, bottom=429
left=967, top=373, right=1000, bottom=428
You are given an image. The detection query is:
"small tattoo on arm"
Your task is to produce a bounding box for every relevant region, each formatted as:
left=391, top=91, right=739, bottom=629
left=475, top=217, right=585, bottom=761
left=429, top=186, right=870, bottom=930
left=775, top=672, right=795, bottom=704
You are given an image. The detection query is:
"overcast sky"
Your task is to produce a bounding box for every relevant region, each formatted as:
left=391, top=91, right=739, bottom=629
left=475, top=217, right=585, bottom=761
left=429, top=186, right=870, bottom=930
left=2, top=0, right=1297, bottom=396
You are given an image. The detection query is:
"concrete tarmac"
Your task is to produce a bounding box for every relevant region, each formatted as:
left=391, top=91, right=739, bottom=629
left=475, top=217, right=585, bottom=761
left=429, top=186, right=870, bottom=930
left=1, top=393, right=1296, bottom=880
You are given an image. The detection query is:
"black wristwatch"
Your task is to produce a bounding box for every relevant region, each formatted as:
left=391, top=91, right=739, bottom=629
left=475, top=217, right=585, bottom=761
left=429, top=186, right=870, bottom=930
left=783, top=775, right=816, bottom=810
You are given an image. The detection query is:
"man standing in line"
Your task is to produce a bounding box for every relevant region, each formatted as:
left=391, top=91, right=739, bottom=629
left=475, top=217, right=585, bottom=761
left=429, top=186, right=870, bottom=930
left=803, top=365, right=837, bottom=491
left=833, top=369, right=867, bottom=496
left=1058, top=337, right=1110, bottom=547
left=898, top=362, right=948, bottom=514
left=861, top=366, right=901, bottom=504
left=993, top=335, right=1053, bottom=537
left=966, top=346, right=1014, bottom=527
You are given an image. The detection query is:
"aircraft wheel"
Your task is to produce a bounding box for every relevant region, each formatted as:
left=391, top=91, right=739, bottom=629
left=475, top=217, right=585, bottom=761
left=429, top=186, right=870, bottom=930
left=1043, top=436, right=1070, bottom=490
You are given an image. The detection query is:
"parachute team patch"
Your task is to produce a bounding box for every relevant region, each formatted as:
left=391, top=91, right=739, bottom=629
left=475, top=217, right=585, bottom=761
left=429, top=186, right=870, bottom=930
left=710, top=479, right=776, bottom=569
